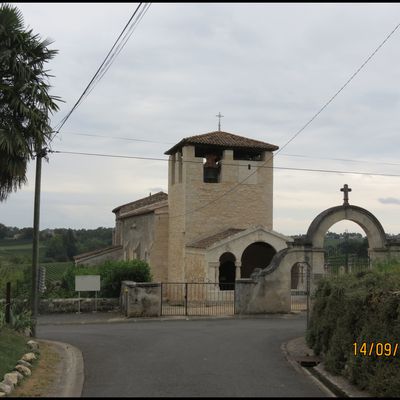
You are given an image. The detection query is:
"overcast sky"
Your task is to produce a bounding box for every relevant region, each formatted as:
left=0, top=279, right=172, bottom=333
left=1, top=2, right=400, bottom=236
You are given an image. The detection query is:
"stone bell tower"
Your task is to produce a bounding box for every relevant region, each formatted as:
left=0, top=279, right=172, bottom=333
left=164, top=130, right=279, bottom=282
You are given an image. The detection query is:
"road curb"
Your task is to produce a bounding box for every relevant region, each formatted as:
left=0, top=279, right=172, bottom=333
left=283, top=337, right=372, bottom=398
left=281, top=341, right=336, bottom=397
left=37, top=339, right=84, bottom=397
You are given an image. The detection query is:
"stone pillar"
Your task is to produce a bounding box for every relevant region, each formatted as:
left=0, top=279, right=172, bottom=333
left=208, top=262, right=219, bottom=282
left=235, top=262, right=241, bottom=280
left=234, top=278, right=256, bottom=314
left=120, top=281, right=161, bottom=318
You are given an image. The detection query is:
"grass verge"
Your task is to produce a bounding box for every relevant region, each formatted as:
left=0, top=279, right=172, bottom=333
left=9, top=341, right=61, bottom=397
left=0, top=327, right=30, bottom=377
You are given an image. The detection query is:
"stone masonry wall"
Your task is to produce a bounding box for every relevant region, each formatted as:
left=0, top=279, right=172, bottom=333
left=167, top=155, right=185, bottom=282
left=182, top=146, right=273, bottom=244
left=167, top=145, right=274, bottom=284
left=120, top=281, right=161, bottom=317
left=38, top=298, right=119, bottom=313
left=149, top=207, right=169, bottom=282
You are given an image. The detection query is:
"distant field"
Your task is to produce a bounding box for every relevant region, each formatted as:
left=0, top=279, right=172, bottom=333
left=43, top=262, right=73, bottom=282
left=0, top=238, right=33, bottom=247
left=0, top=239, right=46, bottom=264
left=17, top=261, right=73, bottom=282
left=0, top=261, right=73, bottom=295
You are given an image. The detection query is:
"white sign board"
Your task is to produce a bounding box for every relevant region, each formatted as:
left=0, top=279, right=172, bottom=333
left=75, top=275, right=101, bottom=292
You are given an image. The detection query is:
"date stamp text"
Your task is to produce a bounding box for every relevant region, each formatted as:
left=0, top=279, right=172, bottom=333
left=353, top=342, right=399, bottom=357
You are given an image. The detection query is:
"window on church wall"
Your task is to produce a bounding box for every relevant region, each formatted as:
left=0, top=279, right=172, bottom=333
left=177, top=152, right=183, bottom=183
left=170, top=155, right=176, bottom=185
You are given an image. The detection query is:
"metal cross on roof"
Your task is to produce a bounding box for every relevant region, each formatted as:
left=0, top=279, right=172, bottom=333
left=216, top=112, right=224, bottom=131
left=340, top=184, right=352, bottom=206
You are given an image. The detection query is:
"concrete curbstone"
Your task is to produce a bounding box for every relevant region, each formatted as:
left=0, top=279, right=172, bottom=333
left=36, top=339, right=84, bottom=397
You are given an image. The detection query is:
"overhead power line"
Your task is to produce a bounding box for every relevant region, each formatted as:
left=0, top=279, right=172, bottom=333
left=50, top=3, right=151, bottom=142
left=48, top=149, right=400, bottom=178
left=60, top=131, right=400, bottom=167
left=167, top=21, right=400, bottom=219
left=66, top=132, right=173, bottom=145
left=83, top=3, right=151, bottom=102
left=279, top=153, right=400, bottom=167
left=48, top=18, right=400, bottom=220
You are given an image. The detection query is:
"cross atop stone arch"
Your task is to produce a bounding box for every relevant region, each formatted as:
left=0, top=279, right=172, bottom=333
left=340, top=184, right=352, bottom=206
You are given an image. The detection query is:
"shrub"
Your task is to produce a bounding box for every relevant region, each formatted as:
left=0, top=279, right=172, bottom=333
left=100, top=260, right=152, bottom=297
left=307, top=261, right=400, bottom=397
left=61, top=259, right=152, bottom=298
left=10, top=301, right=33, bottom=335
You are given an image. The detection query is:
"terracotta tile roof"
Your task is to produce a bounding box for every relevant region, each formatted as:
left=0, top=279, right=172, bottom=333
left=73, top=245, right=122, bottom=261
left=118, top=199, right=168, bottom=220
left=188, top=228, right=245, bottom=249
left=112, top=191, right=168, bottom=214
left=165, top=131, right=279, bottom=155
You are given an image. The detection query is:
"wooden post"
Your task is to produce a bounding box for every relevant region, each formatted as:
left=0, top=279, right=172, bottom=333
left=5, top=282, right=11, bottom=324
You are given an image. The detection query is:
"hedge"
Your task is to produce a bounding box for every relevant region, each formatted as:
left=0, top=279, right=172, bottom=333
left=306, top=261, right=400, bottom=397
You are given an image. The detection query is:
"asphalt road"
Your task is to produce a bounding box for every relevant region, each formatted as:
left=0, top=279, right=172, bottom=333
left=37, top=315, right=326, bottom=397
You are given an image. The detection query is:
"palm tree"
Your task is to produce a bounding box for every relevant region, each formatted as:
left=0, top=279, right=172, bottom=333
left=0, top=3, right=61, bottom=201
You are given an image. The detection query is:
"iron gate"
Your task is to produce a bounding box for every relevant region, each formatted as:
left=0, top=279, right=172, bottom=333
left=290, top=264, right=311, bottom=313
left=161, top=282, right=235, bottom=316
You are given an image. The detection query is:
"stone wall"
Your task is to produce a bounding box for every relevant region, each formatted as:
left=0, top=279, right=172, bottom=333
left=182, top=146, right=274, bottom=244
left=120, top=212, right=155, bottom=261
left=38, top=298, right=119, bottom=313
left=185, top=251, right=207, bottom=282
left=167, top=144, right=275, bottom=284
left=149, top=207, right=169, bottom=282
left=167, top=153, right=185, bottom=282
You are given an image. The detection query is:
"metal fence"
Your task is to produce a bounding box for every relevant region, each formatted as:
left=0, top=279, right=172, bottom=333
left=161, top=282, right=235, bottom=316
left=290, top=267, right=310, bottom=312
left=324, top=253, right=370, bottom=276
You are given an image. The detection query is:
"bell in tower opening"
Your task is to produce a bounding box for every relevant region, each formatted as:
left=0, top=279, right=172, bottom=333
left=203, top=153, right=221, bottom=183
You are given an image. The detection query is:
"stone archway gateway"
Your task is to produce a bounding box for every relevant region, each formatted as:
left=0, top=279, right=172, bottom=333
left=235, top=185, right=400, bottom=315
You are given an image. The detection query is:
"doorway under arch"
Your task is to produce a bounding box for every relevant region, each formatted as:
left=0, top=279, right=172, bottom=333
left=241, top=242, right=276, bottom=278
left=219, top=252, right=236, bottom=290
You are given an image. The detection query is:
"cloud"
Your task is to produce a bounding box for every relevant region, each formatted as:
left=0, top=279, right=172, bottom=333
left=1, top=3, right=400, bottom=235
left=378, top=198, right=400, bottom=205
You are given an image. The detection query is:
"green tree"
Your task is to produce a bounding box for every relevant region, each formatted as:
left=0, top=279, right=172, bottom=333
left=63, top=229, right=77, bottom=260
left=45, top=234, right=67, bottom=261
left=0, top=223, right=7, bottom=239
left=0, top=3, right=61, bottom=201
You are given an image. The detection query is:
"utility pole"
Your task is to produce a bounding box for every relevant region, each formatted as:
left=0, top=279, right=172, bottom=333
left=31, top=147, right=46, bottom=337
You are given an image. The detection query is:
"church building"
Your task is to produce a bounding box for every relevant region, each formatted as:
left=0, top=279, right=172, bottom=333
left=74, top=130, right=292, bottom=286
